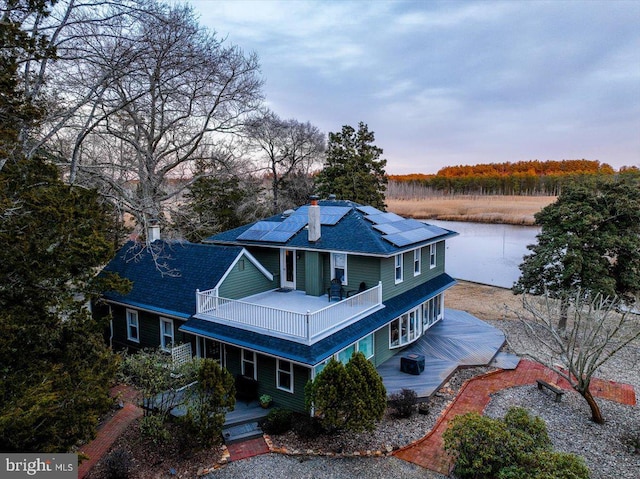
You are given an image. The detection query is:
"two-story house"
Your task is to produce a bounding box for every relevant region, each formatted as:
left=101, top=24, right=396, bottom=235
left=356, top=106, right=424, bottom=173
left=99, top=198, right=458, bottom=412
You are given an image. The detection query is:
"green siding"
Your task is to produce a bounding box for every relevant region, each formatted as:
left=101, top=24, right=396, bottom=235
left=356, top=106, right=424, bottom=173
left=344, top=254, right=381, bottom=293
left=218, top=254, right=274, bottom=299
left=109, top=305, right=193, bottom=353
left=224, top=345, right=310, bottom=413
left=295, top=252, right=306, bottom=291
left=304, top=251, right=324, bottom=296
left=380, top=241, right=445, bottom=301
left=373, top=326, right=400, bottom=366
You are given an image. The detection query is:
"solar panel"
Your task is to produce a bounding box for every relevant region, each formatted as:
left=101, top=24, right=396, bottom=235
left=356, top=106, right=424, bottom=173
left=237, top=221, right=278, bottom=241
left=261, top=230, right=298, bottom=242
left=366, top=212, right=405, bottom=224
left=383, top=226, right=448, bottom=247
left=357, top=205, right=382, bottom=216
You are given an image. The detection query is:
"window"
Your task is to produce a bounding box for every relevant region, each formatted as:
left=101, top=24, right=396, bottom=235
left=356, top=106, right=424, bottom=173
left=358, top=334, right=374, bottom=359
left=314, top=358, right=330, bottom=377
left=337, top=344, right=355, bottom=364
left=429, top=243, right=437, bottom=269
left=241, top=349, right=256, bottom=380
left=389, top=306, right=422, bottom=348
left=159, top=318, right=174, bottom=350
left=331, top=252, right=347, bottom=284
left=414, top=249, right=421, bottom=276
left=394, top=254, right=403, bottom=284
left=277, top=359, right=293, bottom=392
left=422, top=294, right=443, bottom=329
left=126, top=309, right=139, bottom=343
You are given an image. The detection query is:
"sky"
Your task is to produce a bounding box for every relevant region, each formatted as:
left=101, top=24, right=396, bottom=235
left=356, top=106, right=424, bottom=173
left=186, top=0, right=640, bottom=175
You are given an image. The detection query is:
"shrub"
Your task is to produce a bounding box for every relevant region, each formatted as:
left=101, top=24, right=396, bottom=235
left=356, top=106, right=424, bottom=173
left=292, top=413, right=324, bottom=440
left=388, top=388, right=417, bottom=418
left=443, top=407, right=589, bottom=479
left=261, top=408, right=293, bottom=435
left=139, top=414, right=171, bottom=445
left=103, top=448, right=133, bottom=479
left=183, top=359, right=235, bottom=447
left=305, top=352, right=386, bottom=433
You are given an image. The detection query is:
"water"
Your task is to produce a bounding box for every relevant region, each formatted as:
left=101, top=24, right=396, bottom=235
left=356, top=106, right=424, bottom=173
left=427, top=219, right=540, bottom=289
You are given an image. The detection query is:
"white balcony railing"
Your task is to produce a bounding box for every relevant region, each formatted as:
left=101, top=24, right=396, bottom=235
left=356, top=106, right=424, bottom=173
left=195, top=282, right=383, bottom=345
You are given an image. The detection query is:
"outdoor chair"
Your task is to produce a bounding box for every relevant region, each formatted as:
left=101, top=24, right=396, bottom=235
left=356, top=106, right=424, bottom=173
left=347, top=281, right=367, bottom=297
left=328, top=278, right=344, bottom=301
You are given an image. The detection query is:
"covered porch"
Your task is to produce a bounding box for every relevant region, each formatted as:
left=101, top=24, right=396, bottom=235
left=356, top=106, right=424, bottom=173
left=377, top=309, right=517, bottom=398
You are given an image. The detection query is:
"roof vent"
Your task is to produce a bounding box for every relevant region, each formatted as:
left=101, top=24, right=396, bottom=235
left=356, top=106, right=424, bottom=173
left=282, top=209, right=295, bottom=218
left=328, top=194, right=336, bottom=200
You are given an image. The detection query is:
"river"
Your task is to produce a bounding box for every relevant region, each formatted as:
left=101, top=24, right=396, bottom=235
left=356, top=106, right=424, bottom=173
left=426, top=219, right=541, bottom=289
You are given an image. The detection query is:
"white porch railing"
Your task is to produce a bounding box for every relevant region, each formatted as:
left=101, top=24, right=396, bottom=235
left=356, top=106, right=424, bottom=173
left=195, top=282, right=383, bottom=345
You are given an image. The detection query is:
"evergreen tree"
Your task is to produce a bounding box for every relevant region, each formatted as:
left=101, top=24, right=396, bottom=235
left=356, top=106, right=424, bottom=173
left=0, top=158, right=129, bottom=452
left=315, top=122, right=387, bottom=209
left=514, top=176, right=640, bottom=329
left=305, top=352, right=386, bottom=432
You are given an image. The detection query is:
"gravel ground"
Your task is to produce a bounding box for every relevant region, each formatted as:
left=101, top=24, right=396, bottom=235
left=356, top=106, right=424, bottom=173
left=484, top=386, right=640, bottom=479
left=206, top=454, right=441, bottom=479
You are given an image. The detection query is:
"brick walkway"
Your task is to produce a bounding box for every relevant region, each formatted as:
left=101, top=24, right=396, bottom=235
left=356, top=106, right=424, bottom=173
left=394, top=359, right=636, bottom=475
left=226, top=437, right=270, bottom=462
left=77, top=385, right=143, bottom=479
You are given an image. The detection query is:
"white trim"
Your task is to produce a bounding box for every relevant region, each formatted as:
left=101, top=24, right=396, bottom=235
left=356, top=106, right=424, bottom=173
left=429, top=243, right=437, bottom=269
left=215, top=249, right=274, bottom=289
left=330, top=252, right=348, bottom=285
left=241, top=349, right=257, bottom=380
left=280, top=249, right=296, bottom=289
left=394, top=253, right=404, bottom=284
left=160, top=317, right=174, bottom=350
left=126, top=309, right=140, bottom=343
left=104, top=300, right=186, bottom=321
left=276, top=359, right=294, bottom=393
left=413, top=248, right=421, bottom=276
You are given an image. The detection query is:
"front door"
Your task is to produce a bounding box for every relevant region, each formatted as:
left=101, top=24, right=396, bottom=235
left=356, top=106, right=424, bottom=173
left=281, top=249, right=296, bottom=289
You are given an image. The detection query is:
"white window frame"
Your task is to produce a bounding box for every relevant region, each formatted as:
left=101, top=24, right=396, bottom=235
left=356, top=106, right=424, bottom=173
left=389, top=306, right=422, bottom=349
left=331, top=252, right=348, bottom=285
left=430, top=243, right=437, bottom=269
left=241, top=349, right=257, bottom=380
left=413, top=248, right=421, bottom=276
left=276, top=359, right=294, bottom=393
left=394, top=253, right=404, bottom=284
left=126, top=309, right=139, bottom=343
left=159, top=317, right=174, bottom=351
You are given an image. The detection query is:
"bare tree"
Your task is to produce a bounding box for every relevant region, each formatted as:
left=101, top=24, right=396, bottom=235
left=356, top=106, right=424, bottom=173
left=14, top=0, right=263, bottom=238
left=509, top=290, right=640, bottom=424
left=245, top=109, right=324, bottom=214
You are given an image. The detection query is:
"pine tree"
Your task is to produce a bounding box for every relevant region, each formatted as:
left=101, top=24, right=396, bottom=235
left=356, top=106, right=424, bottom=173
left=315, top=122, right=387, bottom=209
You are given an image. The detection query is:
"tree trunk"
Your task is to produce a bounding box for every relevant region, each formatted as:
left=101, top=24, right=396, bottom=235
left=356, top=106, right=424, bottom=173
left=580, top=387, right=604, bottom=424
left=558, top=299, right=569, bottom=331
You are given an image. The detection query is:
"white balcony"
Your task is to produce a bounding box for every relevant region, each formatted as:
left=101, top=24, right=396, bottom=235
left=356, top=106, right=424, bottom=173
left=194, top=282, right=384, bottom=345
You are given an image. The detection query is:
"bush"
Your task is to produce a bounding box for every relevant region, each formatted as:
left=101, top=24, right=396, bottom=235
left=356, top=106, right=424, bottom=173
left=139, top=414, right=171, bottom=445
left=305, top=352, right=386, bottom=433
left=443, top=407, right=589, bottom=479
left=292, top=413, right=324, bottom=440
left=103, top=448, right=133, bottom=479
left=261, top=408, right=293, bottom=435
left=388, top=388, right=417, bottom=418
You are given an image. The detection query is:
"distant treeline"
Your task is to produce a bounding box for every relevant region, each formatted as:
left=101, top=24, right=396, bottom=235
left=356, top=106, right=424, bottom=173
left=388, top=160, right=639, bottom=198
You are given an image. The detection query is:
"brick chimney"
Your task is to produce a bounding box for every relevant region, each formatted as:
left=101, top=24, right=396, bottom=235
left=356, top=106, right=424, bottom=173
left=308, top=195, right=321, bottom=242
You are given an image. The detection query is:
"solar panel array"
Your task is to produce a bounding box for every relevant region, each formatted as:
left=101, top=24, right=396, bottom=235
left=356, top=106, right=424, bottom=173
left=357, top=205, right=449, bottom=247
left=236, top=206, right=351, bottom=243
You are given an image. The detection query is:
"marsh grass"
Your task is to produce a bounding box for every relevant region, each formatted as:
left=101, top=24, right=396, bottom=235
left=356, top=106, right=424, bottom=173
left=386, top=195, right=556, bottom=225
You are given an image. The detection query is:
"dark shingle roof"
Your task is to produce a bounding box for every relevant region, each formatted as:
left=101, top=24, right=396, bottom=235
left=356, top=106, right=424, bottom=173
left=205, top=200, right=457, bottom=256
left=101, top=241, right=243, bottom=318
left=180, top=273, right=456, bottom=365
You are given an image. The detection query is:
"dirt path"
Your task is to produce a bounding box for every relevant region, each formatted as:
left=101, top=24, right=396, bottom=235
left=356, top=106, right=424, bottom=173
left=445, top=280, right=522, bottom=321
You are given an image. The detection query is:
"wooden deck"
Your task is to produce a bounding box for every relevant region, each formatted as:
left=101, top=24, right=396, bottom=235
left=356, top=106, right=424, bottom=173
left=377, top=309, right=507, bottom=398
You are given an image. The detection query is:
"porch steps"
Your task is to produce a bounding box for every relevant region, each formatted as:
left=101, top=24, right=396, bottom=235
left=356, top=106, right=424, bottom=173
left=222, top=421, right=263, bottom=445
left=222, top=402, right=271, bottom=445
